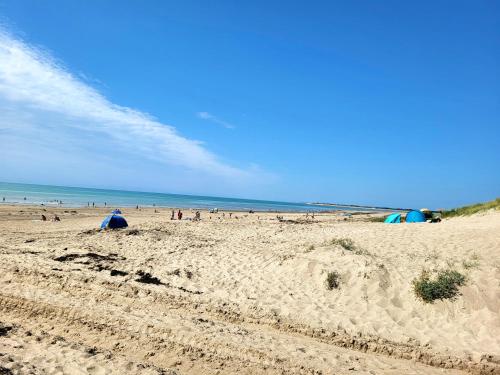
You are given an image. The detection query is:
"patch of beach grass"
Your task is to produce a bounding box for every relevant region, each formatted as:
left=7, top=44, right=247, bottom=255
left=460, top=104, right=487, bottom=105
left=462, top=253, right=480, bottom=270
left=326, top=271, right=340, bottom=290
left=424, top=250, right=440, bottom=262
left=365, top=216, right=386, bottom=222
left=329, top=238, right=369, bottom=256
left=330, top=238, right=356, bottom=251
left=442, top=198, right=500, bottom=218
left=304, top=244, right=315, bottom=253
left=412, top=269, right=466, bottom=303
left=462, top=260, right=479, bottom=270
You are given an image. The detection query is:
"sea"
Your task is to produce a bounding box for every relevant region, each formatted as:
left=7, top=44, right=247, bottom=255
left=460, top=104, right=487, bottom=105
left=0, top=181, right=358, bottom=212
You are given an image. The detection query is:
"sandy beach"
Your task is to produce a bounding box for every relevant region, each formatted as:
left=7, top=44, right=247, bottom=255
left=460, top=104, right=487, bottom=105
left=0, top=205, right=499, bottom=374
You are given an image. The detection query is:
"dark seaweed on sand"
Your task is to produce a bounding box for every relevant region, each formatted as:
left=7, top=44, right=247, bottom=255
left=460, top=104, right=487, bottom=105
left=135, top=270, right=163, bottom=285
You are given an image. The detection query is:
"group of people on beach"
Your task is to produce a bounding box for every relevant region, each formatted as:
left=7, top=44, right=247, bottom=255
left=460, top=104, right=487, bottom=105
left=169, top=209, right=202, bottom=221
left=40, top=214, right=60, bottom=222
left=87, top=202, right=108, bottom=207
left=171, top=209, right=183, bottom=220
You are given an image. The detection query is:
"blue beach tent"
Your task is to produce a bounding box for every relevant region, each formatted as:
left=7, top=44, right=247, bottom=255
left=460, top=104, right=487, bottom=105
left=384, top=213, right=401, bottom=223
left=111, top=209, right=122, bottom=214
left=101, top=214, right=128, bottom=229
left=406, top=210, right=426, bottom=223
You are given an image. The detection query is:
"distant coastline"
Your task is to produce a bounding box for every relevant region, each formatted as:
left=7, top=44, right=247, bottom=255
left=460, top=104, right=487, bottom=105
left=308, top=202, right=411, bottom=212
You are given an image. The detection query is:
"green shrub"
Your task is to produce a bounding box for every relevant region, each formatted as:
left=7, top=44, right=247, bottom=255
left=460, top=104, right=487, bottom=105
left=412, top=270, right=466, bottom=303
left=326, top=271, right=340, bottom=290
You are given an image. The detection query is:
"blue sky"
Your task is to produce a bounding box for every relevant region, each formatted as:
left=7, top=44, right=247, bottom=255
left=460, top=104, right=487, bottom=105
left=0, top=1, right=498, bottom=208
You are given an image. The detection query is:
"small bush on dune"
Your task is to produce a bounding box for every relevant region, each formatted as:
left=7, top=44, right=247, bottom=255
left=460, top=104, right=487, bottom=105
left=412, top=269, right=466, bottom=303
left=326, top=271, right=340, bottom=290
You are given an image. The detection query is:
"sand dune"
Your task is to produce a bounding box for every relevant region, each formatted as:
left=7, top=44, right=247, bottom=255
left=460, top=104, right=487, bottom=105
left=0, top=206, right=498, bottom=374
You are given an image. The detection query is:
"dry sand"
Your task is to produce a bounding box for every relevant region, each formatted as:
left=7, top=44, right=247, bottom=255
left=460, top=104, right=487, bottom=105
left=0, top=205, right=499, bottom=374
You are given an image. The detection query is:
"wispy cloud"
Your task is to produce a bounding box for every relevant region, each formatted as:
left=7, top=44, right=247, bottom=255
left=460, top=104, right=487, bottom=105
left=0, top=29, right=249, bottom=184
left=197, top=111, right=235, bottom=129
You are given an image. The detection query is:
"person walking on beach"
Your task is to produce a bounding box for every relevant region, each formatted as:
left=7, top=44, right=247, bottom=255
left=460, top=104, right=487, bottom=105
left=92, top=202, right=95, bottom=208
left=177, top=209, right=183, bottom=220
left=171, top=210, right=175, bottom=220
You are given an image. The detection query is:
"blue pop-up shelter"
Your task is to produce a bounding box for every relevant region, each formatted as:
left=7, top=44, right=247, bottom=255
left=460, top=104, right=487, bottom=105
left=101, top=214, right=128, bottom=229
left=384, top=213, right=401, bottom=223
left=111, top=209, right=122, bottom=214
left=406, top=210, right=426, bottom=223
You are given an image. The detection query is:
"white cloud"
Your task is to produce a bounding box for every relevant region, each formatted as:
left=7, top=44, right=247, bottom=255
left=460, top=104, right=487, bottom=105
left=0, top=28, right=247, bottom=182
left=197, top=111, right=235, bottom=129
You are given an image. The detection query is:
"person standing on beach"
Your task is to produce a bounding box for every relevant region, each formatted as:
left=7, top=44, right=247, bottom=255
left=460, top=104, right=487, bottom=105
left=177, top=209, right=183, bottom=220
left=171, top=210, right=175, bottom=220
